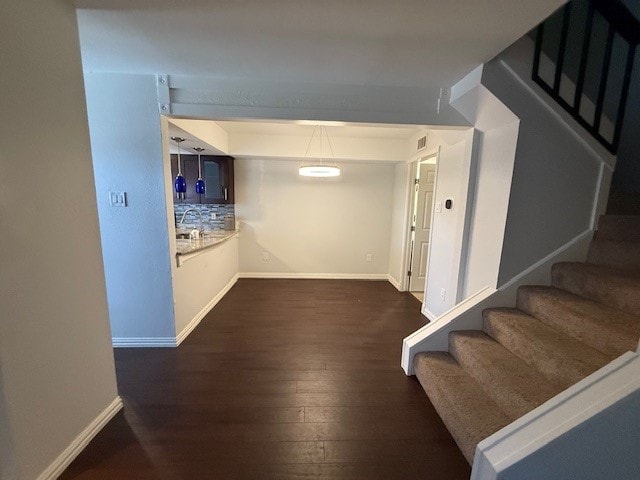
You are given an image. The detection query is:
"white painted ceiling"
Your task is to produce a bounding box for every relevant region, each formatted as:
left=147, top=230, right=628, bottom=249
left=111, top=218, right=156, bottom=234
left=168, top=118, right=425, bottom=155
left=74, top=0, right=565, bottom=88
left=215, top=120, right=424, bottom=138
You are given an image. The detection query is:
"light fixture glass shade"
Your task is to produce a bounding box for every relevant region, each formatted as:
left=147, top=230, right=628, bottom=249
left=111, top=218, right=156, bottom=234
left=175, top=174, right=187, bottom=193
left=298, top=165, right=341, bottom=177
left=195, top=178, right=206, bottom=194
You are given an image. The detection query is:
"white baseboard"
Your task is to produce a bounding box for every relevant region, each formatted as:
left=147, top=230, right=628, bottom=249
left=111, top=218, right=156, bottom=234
left=238, top=272, right=390, bottom=280
left=387, top=274, right=402, bottom=290
left=112, top=337, right=177, bottom=348
left=421, top=305, right=437, bottom=321
left=37, top=396, right=123, bottom=480
left=175, top=273, right=239, bottom=346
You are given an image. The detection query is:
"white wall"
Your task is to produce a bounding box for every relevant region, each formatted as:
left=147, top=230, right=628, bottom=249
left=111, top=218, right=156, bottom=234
left=449, top=68, right=520, bottom=297
left=482, top=40, right=608, bottom=285
left=84, top=73, right=176, bottom=341
left=235, top=159, right=394, bottom=276
left=0, top=1, right=119, bottom=478
left=229, top=133, right=409, bottom=162
left=388, top=162, right=411, bottom=288
left=424, top=129, right=477, bottom=317
left=172, top=238, right=239, bottom=338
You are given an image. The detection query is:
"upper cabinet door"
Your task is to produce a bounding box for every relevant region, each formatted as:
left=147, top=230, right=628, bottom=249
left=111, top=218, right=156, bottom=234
left=201, top=156, right=234, bottom=204
left=170, top=154, right=234, bottom=204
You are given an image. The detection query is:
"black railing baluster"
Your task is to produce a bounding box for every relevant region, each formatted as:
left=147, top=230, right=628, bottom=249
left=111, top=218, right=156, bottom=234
left=612, top=44, right=637, bottom=151
left=554, top=3, right=573, bottom=94
left=594, top=24, right=615, bottom=132
left=531, top=0, right=638, bottom=154
left=533, top=23, right=544, bottom=79
left=574, top=2, right=595, bottom=114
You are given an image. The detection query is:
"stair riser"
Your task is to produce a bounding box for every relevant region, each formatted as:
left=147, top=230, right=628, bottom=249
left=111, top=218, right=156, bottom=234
left=551, top=266, right=640, bottom=316
left=587, top=240, right=640, bottom=271
left=516, top=288, right=637, bottom=357
left=414, top=353, right=511, bottom=465
left=449, top=332, right=560, bottom=419
left=483, top=309, right=609, bottom=389
left=595, top=215, right=640, bottom=242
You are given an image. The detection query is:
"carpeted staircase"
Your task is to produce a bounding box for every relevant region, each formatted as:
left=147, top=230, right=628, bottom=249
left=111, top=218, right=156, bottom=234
left=414, top=215, right=640, bottom=464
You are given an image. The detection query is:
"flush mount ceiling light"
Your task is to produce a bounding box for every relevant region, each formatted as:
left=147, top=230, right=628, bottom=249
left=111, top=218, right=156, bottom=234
left=299, top=125, right=341, bottom=177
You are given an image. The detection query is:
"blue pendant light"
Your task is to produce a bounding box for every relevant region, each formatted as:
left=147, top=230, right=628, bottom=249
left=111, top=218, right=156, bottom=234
left=171, top=136, right=187, bottom=199
left=193, top=147, right=206, bottom=195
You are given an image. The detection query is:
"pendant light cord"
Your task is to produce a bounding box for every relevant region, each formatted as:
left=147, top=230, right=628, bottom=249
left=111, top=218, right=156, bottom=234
left=302, top=125, right=319, bottom=163
left=323, top=126, right=336, bottom=163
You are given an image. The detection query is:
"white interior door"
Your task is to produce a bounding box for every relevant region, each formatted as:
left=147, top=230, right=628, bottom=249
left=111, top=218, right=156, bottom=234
left=409, top=163, right=436, bottom=292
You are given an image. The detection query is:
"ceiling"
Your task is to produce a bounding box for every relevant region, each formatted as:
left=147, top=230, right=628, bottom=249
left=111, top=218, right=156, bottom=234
left=215, top=120, right=424, bottom=139
left=74, top=0, right=565, bottom=89
left=167, top=118, right=427, bottom=156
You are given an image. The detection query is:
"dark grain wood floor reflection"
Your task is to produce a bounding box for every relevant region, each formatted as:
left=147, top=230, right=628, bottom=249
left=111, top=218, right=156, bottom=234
left=61, top=279, right=471, bottom=480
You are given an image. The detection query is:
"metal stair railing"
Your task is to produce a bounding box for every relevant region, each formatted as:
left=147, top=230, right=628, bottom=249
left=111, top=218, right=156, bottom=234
left=532, top=0, right=639, bottom=154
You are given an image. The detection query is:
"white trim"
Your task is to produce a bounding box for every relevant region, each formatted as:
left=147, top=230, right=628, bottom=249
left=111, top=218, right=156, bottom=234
left=421, top=305, right=437, bottom=321
left=497, top=40, right=616, bottom=170
left=499, top=229, right=592, bottom=290
left=402, top=286, right=496, bottom=374
left=402, top=228, right=593, bottom=375
left=472, top=352, right=640, bottom=479
left=112, top=337, right=176, bottom=348
left=450, top=65, right=484, bottom=103
left=238, top=272, right=389, bottom=280
left=590, top=161, right=605, bottom=231
left=37, top=397, right=123, bottom=480
left=387, top=274, right=402, bottom=290
left=175, top=273, right=239, bottom=345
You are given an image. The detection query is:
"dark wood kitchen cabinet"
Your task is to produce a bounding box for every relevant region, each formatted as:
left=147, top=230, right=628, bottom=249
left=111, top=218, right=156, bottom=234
left=170, top=154, right=234, bottom=204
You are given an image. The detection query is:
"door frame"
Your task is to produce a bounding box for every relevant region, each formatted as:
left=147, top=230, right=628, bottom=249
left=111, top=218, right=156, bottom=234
left=402, top=147, right=440, bottom=294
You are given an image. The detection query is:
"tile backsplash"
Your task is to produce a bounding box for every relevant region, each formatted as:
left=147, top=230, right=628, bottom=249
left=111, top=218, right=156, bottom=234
left=174, top=204, right=235, bottom=231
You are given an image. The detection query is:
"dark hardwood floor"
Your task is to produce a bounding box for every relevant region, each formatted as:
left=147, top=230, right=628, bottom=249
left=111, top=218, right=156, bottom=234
left=61, top=279, right=471, bottom=479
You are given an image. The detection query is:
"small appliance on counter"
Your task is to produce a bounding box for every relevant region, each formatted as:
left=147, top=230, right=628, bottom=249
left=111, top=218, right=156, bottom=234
left=223, top=213, right=236, bottom=231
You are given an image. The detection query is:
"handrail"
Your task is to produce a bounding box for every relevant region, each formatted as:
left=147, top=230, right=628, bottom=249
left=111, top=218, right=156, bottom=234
left=532, top=0, right=638, bottom=154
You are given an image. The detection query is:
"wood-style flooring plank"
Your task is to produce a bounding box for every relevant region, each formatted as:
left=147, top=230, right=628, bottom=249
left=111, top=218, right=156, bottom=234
left=61, top=279, right=470, bottom=479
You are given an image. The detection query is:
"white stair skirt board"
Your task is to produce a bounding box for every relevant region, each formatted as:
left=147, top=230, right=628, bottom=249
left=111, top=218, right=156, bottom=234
left=175, top=273, right=240, bottom=346
left=402, top=230, right=593, bottom=374
left=239, top=272, right=390, bottom=280
left=36, top=396, right=123, bottom=480
left=472, top=352, right=640, bottom=480
left=112, top=337, right=177, bottom=348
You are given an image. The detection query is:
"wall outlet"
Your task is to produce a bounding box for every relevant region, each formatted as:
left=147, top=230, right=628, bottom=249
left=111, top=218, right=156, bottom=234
left=210, top=212, right=217, bottom=220
left=440, top=288, right=446, bottom=301
left=262, top=251, right=270, bottom=261
left=109, top=191, right=127, bottom=207
left=366, top=253, right=373, bottom=262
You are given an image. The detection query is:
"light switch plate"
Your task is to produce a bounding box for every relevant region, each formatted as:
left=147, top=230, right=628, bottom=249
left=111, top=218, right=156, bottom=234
left=109, top=191, right=127, bottom=207
left=435, top=200, right=442, bottom=213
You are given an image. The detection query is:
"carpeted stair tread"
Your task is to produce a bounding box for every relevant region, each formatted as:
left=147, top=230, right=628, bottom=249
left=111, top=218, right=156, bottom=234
left=551, top=262, right=640, bottom=316
left=414, top=352, right=512, bottom=464
left=482, top=308, right=611, bottom=389
left=449, top=330, right=562, bottom=420
left=517, top=286, right=640, bottom=356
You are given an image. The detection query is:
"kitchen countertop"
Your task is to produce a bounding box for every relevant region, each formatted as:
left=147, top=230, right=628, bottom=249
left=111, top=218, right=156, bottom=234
left=175, top=229, right=239, bottom=257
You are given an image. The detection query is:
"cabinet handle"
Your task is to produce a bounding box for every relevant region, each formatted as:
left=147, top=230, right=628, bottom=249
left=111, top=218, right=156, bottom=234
left=224, top=187, right=228, bottom=201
